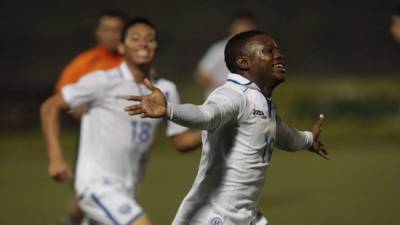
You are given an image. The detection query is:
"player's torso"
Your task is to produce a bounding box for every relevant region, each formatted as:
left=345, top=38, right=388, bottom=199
left=77, top=69, right=170, bottom=190
left=87, top=75, right=161, bottom=153
left=238, top=89, right=277, bottom=166
left=211, top=86, right=277, bottom=200
left=178, top=83, right=277, bottom=224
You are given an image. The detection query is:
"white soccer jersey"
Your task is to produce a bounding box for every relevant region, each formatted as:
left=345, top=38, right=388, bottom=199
left=62, top=62, right=187, bottom=196
left=170, top=73, right=313, bottom=225
left=197, top=38, right=230, bottom=93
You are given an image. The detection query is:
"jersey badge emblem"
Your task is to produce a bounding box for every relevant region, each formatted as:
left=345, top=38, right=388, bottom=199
left=119, top=204, right=132, bottom=214
left=210, top=217, right=223, bottom=225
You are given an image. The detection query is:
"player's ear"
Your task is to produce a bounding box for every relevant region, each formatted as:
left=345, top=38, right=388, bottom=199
left=117, top=42, right=125, bottom=55
left=236, top=56, right=250, bottom=71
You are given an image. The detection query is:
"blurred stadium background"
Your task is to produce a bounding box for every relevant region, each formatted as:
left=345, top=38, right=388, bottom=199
left=1, top=0, right=400, bottom=225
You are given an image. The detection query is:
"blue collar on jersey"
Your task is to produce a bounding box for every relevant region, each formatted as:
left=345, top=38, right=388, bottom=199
left=227, top=73, right=273, bottom=117
left=226, top=73, right=261, bottom=91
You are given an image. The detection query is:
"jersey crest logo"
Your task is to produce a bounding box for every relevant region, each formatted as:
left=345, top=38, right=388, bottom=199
left=210, top=217, right=223, bottom=225
left=119, top=204, right=132, bottom=214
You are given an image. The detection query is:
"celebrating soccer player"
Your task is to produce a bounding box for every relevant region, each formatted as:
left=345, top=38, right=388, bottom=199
left=125, top=30, right=328, bottom=225
left=41, top=18, right=201, bottom=225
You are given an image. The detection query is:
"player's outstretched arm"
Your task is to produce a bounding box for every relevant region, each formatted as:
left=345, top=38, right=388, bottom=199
left=40, top=94, right=74, bottom=181
left=308, top=114, right=329, bottom=159
left=125, top=79, right=235, bottom=130
left=276, top=114, right=328, bottom=160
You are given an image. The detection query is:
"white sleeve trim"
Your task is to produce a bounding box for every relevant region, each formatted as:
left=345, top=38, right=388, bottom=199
left=61, top=85, right=76, bottom=108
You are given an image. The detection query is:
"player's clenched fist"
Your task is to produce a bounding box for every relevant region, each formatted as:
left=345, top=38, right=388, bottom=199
left=49, top=159, right=73, bottom=181
left=125, top=78, right=167, bottom=118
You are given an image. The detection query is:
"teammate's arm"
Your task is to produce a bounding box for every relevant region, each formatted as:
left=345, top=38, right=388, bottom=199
left=40, top=93, right=73, bottom=181
left=276, top=114, right=329, bottom=159
left=166, top=102, right=233, bottom=130
left=195, top=70, right=218, bottom=91
left=125, top=79, right=238, bottom=130
left=42, top=72, right=106, bottom=181
left=195, top=43, right=221, bottom=91
left=171, top=131, right=202, bottom=153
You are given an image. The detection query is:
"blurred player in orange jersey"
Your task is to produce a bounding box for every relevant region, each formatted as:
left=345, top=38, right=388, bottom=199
left=55, top=10, right=127, bottom=93
left=390, top=5, right=400, bottom=44
left=56, top=9, right=127, bottom=225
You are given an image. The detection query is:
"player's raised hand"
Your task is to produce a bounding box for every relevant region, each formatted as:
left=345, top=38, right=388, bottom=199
left=309, top=114, right=329, bottom=160
left=49, top=159, right=73, bottom=182
left=124, top=78, right=167, bottom=118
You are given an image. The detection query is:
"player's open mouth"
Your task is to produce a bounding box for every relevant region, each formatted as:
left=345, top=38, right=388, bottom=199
left=137, top=49, right=150, bottom=57
left=272, top=63, right=286, bottom=72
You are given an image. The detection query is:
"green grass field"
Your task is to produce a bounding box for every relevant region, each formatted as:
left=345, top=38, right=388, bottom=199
left=1, top=77, right=399, bottom=225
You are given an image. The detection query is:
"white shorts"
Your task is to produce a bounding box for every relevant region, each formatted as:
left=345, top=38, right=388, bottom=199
left=172, top=205, right=267, bottom=225
left=78, top=180, right=144, bottom=225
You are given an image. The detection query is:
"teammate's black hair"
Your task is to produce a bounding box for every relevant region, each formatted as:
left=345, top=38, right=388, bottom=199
left=231, top=10, right=259, bottom=26
left=224, top=30, right=266, bottom=73
left=121, top=17, right=156, bottom=42
left=97, top=9, right=128, bottom=25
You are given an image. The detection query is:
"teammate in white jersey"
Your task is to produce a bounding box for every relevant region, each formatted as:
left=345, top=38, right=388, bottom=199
left=196, top=10, right=258, bottom=96
left=124, top=30, right=329, bottom=225
left=40, top=18, right=201, bottom=225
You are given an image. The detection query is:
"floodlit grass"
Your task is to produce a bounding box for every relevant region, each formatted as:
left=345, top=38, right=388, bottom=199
left=1, top=77, right=399, bottom=225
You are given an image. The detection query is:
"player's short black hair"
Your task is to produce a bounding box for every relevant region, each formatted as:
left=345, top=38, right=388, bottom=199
left=231, top=10, right=259, bottom=25
left=393, top=5, right=400, bottom=16
left=120, top=17, right=156, bottom=42
left=97, top=9, right=128, bottom=24
left=224, top=30, right=266, bottom=73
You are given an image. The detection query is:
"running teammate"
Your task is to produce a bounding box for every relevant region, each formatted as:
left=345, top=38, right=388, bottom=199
left=55, top=10, right=127, bottom=225
left=196, top=10, right=258, bottom=96
left=41, top=18, right=201, bottom=225
left=125, top=30, right=328, bottom=225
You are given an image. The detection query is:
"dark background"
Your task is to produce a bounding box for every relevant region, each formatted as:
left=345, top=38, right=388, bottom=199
left=2, top=0, right=400, bottom=87
left=1, top=0, right=399, bottom=128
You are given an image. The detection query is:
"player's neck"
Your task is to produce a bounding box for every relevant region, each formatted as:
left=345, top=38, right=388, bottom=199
left=241, top=72, right=274, bottom=98
left=126, top=62, right=151, bottom=83
left=260, top=86, right=273, bottom=98
left=259, top=79, right=281, bottom=98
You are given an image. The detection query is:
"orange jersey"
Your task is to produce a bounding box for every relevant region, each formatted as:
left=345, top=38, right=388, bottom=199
left=55, top=46, right=124, bottom=92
